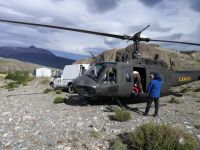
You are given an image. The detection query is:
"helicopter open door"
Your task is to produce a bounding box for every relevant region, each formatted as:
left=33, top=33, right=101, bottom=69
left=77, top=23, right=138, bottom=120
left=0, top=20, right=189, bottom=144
left=133, top=67, right=146, bottom=93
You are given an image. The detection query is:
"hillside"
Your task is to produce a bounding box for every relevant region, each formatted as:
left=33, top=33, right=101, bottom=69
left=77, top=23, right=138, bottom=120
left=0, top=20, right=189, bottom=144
left=0, top=46, right=74, bottom=69
left=0, top=57, right=42, bottom=72
left=74, top=44, right=200, bottom=71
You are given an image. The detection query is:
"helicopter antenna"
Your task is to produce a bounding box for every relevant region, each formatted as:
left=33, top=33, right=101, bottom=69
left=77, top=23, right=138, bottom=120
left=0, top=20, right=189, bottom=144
left=88, top=51, right=102, bottom=64
left=136, top=25, right=150, bottom=35
left=89, top=51, right=95, bottom=58
left=89, top=51, right=96, bottom=63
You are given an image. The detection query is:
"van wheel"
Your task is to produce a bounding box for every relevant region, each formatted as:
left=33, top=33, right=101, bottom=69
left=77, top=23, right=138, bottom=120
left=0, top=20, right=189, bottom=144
left=50, top=83, right=56, bottom=90
left=68, top=84, right=74, bottom=94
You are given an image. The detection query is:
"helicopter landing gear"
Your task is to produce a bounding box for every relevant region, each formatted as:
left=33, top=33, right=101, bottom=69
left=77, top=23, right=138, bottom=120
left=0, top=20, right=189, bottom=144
left=113, top=98, right=124, bottom=109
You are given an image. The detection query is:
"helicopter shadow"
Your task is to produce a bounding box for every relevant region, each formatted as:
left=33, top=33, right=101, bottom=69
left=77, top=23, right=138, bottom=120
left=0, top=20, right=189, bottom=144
left=64, top=95, right=167, bottom=115
left=64, top=94, right=147, bottom=106
left=164, top=92, right=184, bottom=97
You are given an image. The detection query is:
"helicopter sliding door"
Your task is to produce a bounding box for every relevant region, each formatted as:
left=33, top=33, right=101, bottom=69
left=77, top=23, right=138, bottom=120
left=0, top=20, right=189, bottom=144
left=118, top=65, right=133, bottom=97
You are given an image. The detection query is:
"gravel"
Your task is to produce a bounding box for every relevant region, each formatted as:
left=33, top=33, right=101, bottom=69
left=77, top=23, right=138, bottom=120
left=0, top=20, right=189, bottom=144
left=0, top=79, right=200, bottom=149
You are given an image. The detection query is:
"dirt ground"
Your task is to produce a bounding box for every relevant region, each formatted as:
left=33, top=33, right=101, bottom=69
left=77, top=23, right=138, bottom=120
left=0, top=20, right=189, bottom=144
left=0, top=78, right=200, bottom=149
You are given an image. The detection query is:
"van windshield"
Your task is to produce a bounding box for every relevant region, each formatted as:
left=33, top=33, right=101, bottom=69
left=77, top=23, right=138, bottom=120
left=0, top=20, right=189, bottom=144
left=84, top=64, right=104, bottom=80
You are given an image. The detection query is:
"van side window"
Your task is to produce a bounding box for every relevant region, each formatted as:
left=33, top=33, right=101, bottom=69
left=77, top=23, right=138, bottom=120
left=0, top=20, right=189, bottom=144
left=125, top=70, right=132, bottom=82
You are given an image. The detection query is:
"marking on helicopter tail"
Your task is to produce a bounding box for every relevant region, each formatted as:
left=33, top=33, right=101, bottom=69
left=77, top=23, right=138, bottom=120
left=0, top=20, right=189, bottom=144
left=179, top=77, right=191, bottom=82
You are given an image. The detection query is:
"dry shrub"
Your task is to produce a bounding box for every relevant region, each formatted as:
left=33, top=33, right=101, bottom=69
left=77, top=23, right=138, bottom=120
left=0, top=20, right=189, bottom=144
left=110, top=123, right=198, bottom=150
left=194, top=124, right=200, bottom=129
left=5, top=71, right=32, bottom=84
left=43, top=88, right=52, bottom=94
left=169, top=97, right=180, bottom=104
left=193, top=87, right=200, bottom=92
left=54, top=96, right=65, bottom=104
left=90, top=130, right=101, bottom=139
left=180, top=87, right=190, bottom=93
left=110, top=138, right=127, bottom=150
left=4, top=82, right=18, bottom=89
left=111, top=109, right=132, bottom=122
left=55, top=89, right=62, bottom=94
left=127, top=123, right=198, bottom=150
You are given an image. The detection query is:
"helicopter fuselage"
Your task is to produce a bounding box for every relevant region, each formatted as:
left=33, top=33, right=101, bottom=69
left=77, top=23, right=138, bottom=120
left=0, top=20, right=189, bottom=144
left=73, top=58, right=200, bottom=99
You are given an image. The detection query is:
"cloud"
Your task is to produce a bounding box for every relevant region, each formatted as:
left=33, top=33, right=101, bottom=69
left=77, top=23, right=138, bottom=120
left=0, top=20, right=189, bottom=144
left=139, top=0, right=164, bottom=7
left=86, top=0, right=121, bottom=13
left=104, top=38, right=123, bottom=48
left=190, top=0, right=200, bottom=13
left=148, top=24, right=172, bottom=32
left=0, top=0, right=200, bottom=56
left=127, top=23, right=172, bottom=35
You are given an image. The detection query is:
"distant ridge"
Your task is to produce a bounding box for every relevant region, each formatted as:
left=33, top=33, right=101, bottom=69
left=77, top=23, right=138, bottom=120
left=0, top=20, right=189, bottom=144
left=0, top=57, right=42, bottom=72
left=0, top=45, right=75, bottom=69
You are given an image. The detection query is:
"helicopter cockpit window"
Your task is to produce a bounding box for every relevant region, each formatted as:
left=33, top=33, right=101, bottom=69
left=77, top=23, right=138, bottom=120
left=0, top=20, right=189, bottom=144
left=102, top=68, right=117, bottom=84
left=80, top=65, right=86, bottom=75
left=84, top=64, right=104, bottom=80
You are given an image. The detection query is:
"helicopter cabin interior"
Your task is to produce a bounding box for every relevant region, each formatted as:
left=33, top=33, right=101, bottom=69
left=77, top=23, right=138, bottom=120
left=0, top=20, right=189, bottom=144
left=133, top=67, right=146, bottom=94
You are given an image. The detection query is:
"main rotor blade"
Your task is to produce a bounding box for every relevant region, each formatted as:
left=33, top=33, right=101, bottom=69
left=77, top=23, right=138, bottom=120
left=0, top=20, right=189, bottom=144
left=149, top=39, right=200, bottom=46
left=0, top=19, right=125, bottom=40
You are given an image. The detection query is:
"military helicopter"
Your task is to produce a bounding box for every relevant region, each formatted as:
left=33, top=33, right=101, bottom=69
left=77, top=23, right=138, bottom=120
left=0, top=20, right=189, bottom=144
left=0, top=19, right=200, bottom=101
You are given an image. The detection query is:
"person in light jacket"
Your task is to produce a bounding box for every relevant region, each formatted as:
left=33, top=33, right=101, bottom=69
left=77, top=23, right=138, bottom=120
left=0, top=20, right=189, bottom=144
left=143, top=73, right=163, bottom=117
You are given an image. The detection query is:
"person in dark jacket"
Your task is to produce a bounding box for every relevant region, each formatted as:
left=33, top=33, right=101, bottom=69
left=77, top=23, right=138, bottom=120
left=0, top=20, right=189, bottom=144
left=143, top=73, right=163, bottom=117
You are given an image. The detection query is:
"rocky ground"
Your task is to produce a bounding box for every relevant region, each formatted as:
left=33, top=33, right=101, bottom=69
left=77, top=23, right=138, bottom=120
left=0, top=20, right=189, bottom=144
left=0, top=78, right=200, bottom=150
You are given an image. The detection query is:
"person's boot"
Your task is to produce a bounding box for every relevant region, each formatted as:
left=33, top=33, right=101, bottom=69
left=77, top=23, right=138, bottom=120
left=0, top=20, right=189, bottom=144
left=143, top=112, right=148, bottom=116
left=153, top=113, right=158, bottom=117
left=143, top=110, right=149, bottom=116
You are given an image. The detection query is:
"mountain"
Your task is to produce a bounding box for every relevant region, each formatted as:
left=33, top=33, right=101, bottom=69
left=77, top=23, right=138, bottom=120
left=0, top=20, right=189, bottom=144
left=0, top=46, right=74, bottom=69
left=0, top=57, right=42, bottom=72
left=50, top=49, right=89, bottom=60
left=74, top=43, right=200, bottom=71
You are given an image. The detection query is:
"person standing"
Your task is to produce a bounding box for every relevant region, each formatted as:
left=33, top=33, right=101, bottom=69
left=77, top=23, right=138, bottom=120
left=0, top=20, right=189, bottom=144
left=143, top=73, right=163, bottom=117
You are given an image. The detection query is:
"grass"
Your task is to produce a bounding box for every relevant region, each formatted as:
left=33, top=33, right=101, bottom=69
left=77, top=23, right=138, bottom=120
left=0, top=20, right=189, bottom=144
left=43, top=88, right=52, bottom=94
left=111, top=109, right=132, bottom=122
left=90, top=130, right=101, bottom=139
left=168, top=97, right=180, bottom=104
left=55, top=89, right=62, bottom=94
left=110, top=123, right=198, bottom=150
left=53, top=96, right=65, bottom=104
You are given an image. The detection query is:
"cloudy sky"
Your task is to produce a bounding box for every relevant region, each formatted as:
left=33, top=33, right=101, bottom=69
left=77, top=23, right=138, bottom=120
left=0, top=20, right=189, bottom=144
left=0, top=0, right=200, bottom=58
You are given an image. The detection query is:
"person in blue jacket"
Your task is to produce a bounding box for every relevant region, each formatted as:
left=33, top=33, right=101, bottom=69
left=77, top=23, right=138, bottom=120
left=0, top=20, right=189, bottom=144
left=143, top=73, right=163, bottom=117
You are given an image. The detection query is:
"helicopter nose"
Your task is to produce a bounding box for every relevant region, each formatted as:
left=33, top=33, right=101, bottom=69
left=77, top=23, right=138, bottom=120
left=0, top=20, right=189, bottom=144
left=73, top=75, right=97, bottom=97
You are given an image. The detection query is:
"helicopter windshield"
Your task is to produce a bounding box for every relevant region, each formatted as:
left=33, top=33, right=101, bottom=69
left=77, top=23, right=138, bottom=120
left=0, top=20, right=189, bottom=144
left=84, top=64, right=104, bottom=80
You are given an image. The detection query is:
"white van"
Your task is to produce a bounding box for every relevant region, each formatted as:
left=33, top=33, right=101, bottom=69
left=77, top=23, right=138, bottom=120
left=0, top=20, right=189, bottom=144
left=50, top=64, right=90, bottom=93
